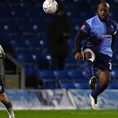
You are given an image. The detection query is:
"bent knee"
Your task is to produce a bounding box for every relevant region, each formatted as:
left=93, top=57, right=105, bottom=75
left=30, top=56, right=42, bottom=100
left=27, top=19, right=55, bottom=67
left=84, top=52, right=92, bottom=60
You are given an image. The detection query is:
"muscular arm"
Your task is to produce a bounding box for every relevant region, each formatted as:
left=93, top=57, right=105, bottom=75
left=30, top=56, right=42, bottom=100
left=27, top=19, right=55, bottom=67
left=74, top=22, right=90, bottom=53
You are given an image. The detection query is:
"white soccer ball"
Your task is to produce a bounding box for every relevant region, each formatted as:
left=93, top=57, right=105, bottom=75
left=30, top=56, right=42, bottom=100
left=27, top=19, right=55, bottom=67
left=43, top=0, right=58, bottom=14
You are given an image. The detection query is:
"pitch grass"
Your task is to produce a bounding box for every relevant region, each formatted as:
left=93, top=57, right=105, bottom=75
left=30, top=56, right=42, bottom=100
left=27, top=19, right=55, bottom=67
left=1, top=110, right=118, bottom=118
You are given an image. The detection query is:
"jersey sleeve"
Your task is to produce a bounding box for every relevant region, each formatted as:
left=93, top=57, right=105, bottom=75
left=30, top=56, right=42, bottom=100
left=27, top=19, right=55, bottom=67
left=74, top=22, right=90, bottom=53
left=113, top=21, right=118, bottom=35
left=80, top=22, right=90, bottom=33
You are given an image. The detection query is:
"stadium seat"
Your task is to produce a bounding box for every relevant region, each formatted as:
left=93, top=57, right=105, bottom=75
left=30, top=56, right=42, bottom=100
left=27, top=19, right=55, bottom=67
left=43, top=81, right=56, bottom=89
left=108, top=83, right=118, bottom=89
left=32, top=50, right=50, bottom=69
left=16, top=19, right=34, bottom=33
left=16, top=49, right=34, bottom=64
left=25, top=38, right=41, bottom=49
left=9, top=4, right=27, bottom=18
left=65, top=54, right=77, bottom=64
left=68, top=70, right=87, bottom=81
left=37, top=70, right=56, bottom=89
left=25, top=65, right=35, bottom=76
left=74, top=82, right=90, bottom=89
left=54, top=70, right=71, bottom=81
left=10, top=39, right=27, bottom=48
left=59, top=82, right=76, bottom=89
left=37, top=70, right=55, bottom=80
left=0, top=19, right=19, bottom=34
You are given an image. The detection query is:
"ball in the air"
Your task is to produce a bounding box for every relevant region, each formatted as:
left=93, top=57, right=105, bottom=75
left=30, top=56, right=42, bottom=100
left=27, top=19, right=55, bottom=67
left=43, top=0, right=58, bottom=14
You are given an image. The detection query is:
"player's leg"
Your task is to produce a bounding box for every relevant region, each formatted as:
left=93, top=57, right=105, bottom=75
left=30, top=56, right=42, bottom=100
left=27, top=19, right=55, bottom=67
left=90, top=53, right=111, bottom=109
left=0, top=93, right=15, bottom=118
left=0, top=45, right=15, bottom=118
left=0, top=74, right=15, bottom=118
left=83, top=48, right=97, bottom=90
left=90, top=70, right=111, bottom=109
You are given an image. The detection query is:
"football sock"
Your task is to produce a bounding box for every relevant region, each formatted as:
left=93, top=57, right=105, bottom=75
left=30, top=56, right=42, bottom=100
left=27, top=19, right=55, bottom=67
left=2, top=100, right=13, bottom=113
left=91, top=85, right=107, bottom=98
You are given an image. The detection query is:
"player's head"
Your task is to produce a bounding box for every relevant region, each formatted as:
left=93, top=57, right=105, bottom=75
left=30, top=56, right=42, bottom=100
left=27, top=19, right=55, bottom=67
left=97, top=1, right=110, bottom=21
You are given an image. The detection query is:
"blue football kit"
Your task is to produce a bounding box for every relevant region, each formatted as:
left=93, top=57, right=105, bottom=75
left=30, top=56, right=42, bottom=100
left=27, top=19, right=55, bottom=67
left=75, top=15, right=118, bottom=71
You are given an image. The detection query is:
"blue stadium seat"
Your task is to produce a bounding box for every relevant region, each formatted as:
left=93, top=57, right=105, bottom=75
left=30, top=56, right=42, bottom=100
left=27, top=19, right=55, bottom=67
left=37, top=70, right=56, bottom=89
left=59, top=82, right=76, bottom=89
left=25, top=38, right=41, bottom=49
left=37, top=70, right=55, bottom=80
left=44, top=81, right=56, bottom=89
left=25, top=65, right=35, bottom=76
left=68, top=70, right=87, bottom=81
left=65, top=54, right=77, bottom=64
left=30, top=19, right=45, bottom=33
left=54, top=70, right=71, bottom=80
left=112, top=67, right=118, bottom=80
left=0, top=19, right=19, bottom=33
left=8, top=34, right=20, bottom=40
left=10, top=4, right=27, bottom=18
left=22, top=33, right=41, bottom=49
left=108, top=83, right=118, bottom=89
left=16, top=50, right=34, bottom=64
left=32, top=50, right=50, bottom=69
left=15, top=19, right=33, bottom=33
left=74, top=82, right=90, bottom=89
left=10, top=39, right=27, bottom=48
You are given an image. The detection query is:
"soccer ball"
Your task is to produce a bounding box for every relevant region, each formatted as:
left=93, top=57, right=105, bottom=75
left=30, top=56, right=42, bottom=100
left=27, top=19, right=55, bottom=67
left=43, top=0, right=58, bottom=14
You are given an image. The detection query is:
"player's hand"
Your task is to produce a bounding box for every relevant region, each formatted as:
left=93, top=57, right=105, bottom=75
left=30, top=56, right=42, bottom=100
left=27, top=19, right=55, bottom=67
left=75, top=52, right=83, bottom=60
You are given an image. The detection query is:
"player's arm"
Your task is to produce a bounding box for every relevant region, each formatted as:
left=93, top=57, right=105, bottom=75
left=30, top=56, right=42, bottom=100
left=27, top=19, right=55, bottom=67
left=74, top=22, right=90, bottom=60
left=111, top=22, right=118, bottom=49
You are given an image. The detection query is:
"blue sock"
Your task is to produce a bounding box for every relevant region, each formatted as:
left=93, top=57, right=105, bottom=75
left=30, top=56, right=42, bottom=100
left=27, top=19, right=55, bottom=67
left=84, top=60, right=94, bottom=79
left=91, top=86, right=106, bottom=98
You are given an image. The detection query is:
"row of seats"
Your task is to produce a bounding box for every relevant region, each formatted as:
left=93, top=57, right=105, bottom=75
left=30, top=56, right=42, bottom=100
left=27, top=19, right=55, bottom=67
left=37, top=70, right=118, bottom=89
left=0, top=2, right=118, bottom=19
left=38, top=70, right=118, bottom=81
left=15, top=48, right=118, bottom=71
left=44, top=81, right=118, bottom=89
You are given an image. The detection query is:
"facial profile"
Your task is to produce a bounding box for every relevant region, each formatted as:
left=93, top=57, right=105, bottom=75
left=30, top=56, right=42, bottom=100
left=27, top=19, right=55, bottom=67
left=97, top=2, right=110, bottom=21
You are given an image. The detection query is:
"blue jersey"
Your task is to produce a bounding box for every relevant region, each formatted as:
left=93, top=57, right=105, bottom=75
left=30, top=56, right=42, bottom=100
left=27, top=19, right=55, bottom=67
left=80, top=15, right=118, bottom=57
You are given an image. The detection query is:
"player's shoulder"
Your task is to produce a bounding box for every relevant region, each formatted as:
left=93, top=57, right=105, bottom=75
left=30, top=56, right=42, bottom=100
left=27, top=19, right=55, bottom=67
left=108, top=18, right=118, bottom=34
left=85, top=15, right=97, bottom=25
left=107, top=18, right=117, bottom=26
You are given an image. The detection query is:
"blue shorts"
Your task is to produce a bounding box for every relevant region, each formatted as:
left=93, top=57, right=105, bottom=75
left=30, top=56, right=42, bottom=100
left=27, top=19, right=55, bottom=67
left=83, top=47, right=112, bottom=72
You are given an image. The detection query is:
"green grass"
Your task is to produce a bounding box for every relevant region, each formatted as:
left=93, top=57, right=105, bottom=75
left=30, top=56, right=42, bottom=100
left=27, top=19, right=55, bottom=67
left=1, top=110, right=118, bottom=118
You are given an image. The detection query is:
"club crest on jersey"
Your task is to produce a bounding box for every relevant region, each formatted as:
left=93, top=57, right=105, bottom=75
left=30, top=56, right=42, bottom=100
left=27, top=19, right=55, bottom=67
left=81, top=24, right=87, bottom=29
